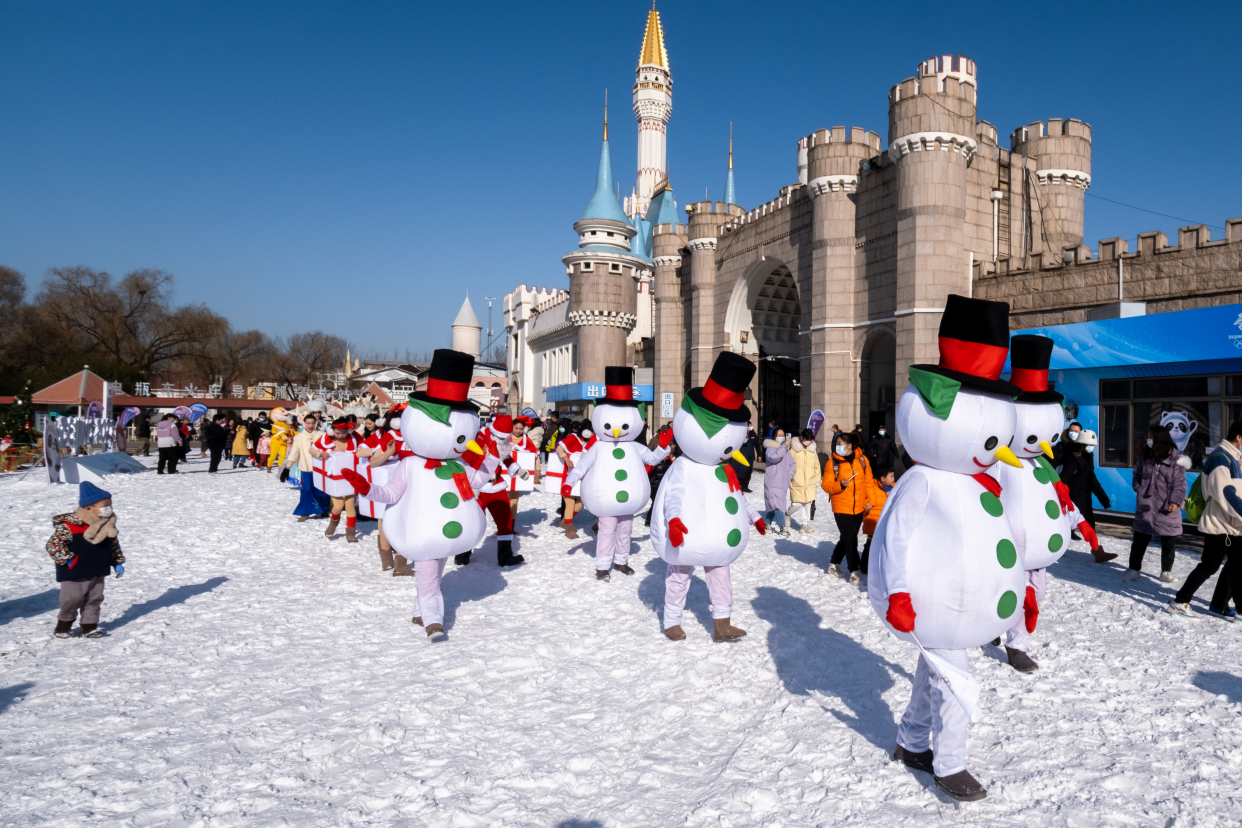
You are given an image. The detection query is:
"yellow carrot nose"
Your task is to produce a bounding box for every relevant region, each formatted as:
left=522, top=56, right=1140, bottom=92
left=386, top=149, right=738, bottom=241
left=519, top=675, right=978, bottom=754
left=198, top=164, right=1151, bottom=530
left=466, top=440, right=483, bottom=454
left=1039, top=440, right=1055, bottom=460
left=994, top=445, right=1023, bottom=468
left=730, top=449, right=750, bottom=467
left=612, top=428, right=621, bottom=438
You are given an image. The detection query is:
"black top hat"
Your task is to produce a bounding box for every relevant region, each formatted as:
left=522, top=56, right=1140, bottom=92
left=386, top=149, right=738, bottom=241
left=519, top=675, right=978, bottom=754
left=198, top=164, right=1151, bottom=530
left=1009, top=335, right=1064, bottom=403
left=408, top=349, right=481, bottom=412
left=687, top=352, right=756, bottom=423
left=910, top=294, right=1022, bottom=397
left=600, top=366, right=639, bottom=407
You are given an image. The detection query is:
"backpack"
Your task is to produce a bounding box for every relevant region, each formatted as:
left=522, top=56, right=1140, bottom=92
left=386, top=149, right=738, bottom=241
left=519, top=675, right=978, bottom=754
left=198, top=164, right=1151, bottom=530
left=1186, top=448, right=1242, bottom=524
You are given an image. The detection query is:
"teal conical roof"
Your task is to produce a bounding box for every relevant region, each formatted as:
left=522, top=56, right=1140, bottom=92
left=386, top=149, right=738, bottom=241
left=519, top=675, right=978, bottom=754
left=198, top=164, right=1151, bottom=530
left=579, top=137, right=630, bottom=224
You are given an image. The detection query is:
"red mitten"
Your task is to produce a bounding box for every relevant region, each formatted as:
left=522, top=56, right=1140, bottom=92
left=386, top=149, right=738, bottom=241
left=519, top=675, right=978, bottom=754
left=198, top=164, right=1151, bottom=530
left=668, top=517, right=689, bottom=548
left=886, top=592, right=916, bottom=633
left=461, top=448, right=485, bottom=471
left=561, top=483, right=573, bottom=498
left=658, top=427, right=673, bottom=449
left=1024, top=585, right=1039, bottom=633
left=1078, top=520, right=1099, bottom=550
left=340, top=468, right=371, bottom=496
left=754, top=517, right=767, bottom=535
left=1052, top=481, right=1073, bottom=514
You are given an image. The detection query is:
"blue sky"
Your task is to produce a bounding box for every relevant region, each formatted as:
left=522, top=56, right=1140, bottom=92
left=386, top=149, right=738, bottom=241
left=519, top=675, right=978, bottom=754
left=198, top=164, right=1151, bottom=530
left=1, top=1, right=1238, bottom=356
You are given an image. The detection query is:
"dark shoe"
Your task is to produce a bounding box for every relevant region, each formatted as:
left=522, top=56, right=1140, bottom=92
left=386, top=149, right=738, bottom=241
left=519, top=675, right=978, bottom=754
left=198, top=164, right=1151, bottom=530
left=379, top=542, right=394, bottom=571
left=893, top=745, right=934, bottom=774
left=79, top=624, right=103, bottom=638
left=297, top=515, right=310, bottom=523
left=1005, top=647, right=1039, bottom=673
left=664, top=625, right=686, bottom=641
left=345, top=525, right=358, bottom=543
left=412, top=616, right=423, bottom=627
left=1092, top=548, right=1119, bottom=564
left=990, top=637, right=1002, bottom=647
left=393, top=555, right=415, bottom=576
left=53, top=620, right=74, bottom=639
left=934, top=769, right=987, bottom=802
left=563, top=521, right=579, bottom=540
left=324, top=518, right=340, bottom=538
left=591, top=522, right=599, bottom=535
left=496, top=540, right=525, bottom=567
left=454, top=551, right=472, bottom=566
left=595, top=569, right=611, bottom=581
left=612, top=563, right=635, bottom=576
left=713, top=617, right=747, bottom=642
left=425, top=623, right=446, bottom=642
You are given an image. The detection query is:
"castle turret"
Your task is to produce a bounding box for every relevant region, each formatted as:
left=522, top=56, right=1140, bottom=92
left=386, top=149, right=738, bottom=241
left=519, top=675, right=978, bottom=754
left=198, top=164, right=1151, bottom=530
left=630, top=6, right=672, bottom=218
left=652, top=221, right=688, bottom=429
left=451, top=296, right=482, bottom=358
left=1010, top=118, right=1092, bottom=249
left=888, top=55, right=978, bottom=392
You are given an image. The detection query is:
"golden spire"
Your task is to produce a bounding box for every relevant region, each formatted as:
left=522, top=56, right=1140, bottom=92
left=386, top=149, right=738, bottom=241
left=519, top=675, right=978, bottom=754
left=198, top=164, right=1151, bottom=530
left=638, top=6, right=669, bottom=69
left=603, top=89, right=608, bottom=140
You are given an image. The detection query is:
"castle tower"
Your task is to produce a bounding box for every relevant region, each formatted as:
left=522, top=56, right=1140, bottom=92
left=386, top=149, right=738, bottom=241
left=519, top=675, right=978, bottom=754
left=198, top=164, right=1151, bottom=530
left=451, top=296, right=482, bottom=358
left=888, top=54, right=978, bottom=393
left=1010, top=118, right=1092, bottom=249
left=631, top=6, right=671, bottom=218
left=563, top=110, right=644, bottom=385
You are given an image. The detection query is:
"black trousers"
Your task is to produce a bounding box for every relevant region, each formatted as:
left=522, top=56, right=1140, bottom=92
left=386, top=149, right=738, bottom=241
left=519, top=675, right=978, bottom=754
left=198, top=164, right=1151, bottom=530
left=157, top=446, right=179, bottom=474
left=831, top=512, right=865, bottom=572
left=208, top=447, right=224, bottom=473
left=1070, top=493, right=1096, bottom=527
left=1129, top=532, right=1176, bottom=573
left=861, top=535, right=873, bottom=574
left=1175, top=533, right=1240, bottom=609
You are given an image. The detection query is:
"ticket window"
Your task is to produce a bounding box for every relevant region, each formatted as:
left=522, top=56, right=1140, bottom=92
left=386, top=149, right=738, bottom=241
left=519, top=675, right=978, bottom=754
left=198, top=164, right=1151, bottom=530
left=1099, top=375, right=1240, bottom=470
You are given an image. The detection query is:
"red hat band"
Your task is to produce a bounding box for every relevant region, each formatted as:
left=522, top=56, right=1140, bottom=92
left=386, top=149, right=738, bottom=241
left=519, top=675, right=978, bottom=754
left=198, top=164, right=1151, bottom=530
left=938, top=337, right=1008, bottom=381
left=426, top=378, right=469, bottom=402
left=605, top=384, right=632, bottom=402
left=1009, top=367, right=1049, bottom=393
left=702, top=378, right=744, bottom=410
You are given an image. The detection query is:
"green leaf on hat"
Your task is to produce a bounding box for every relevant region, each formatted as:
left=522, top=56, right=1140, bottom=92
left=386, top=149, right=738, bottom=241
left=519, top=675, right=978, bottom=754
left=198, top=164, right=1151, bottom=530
left=908, top=366, right=960, bottom=420
left=407, top=396, right=451, bottom=426
left=681, top=393, right=728, bottom=439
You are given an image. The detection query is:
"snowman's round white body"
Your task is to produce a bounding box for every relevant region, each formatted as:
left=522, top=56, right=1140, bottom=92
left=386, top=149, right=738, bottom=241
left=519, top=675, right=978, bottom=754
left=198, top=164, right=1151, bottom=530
left=994, top=401, right=1073, bottom=571
left=581, top=402, right=652, bottom=517
left=651, top=408, right=752, bottom=567
left=381, top=406, right=488, bottom=562
left=868, top=386, right=1029, bottom=650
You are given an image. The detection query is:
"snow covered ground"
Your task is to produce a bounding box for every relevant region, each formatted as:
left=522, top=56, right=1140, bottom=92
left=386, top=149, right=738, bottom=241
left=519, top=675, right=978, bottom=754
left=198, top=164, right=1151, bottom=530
left=1, top=456, right=1240, bottom=827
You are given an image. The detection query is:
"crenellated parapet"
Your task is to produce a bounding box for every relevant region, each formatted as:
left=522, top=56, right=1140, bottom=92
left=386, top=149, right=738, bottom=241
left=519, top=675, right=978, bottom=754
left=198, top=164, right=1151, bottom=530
left=888, top=54, right=978, bottom=155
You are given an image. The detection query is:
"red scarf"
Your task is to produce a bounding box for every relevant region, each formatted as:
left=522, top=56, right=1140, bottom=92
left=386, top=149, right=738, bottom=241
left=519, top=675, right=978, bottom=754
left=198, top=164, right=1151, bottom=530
left=971, top=472, right=1002, bottom=497
left=720, top=462, right=742, bottom=493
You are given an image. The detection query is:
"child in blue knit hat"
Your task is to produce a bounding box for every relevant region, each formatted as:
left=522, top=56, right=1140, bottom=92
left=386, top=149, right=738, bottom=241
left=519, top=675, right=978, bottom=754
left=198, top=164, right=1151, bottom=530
left=45, top=481, right=126, bottom=638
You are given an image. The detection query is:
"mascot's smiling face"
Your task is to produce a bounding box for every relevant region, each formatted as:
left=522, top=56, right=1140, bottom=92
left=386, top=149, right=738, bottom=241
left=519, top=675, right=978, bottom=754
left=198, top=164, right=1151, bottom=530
left=402, top=406, right=481, bottom=461
left=896, top=385, right=1018, bottom=475
left=1160, top=410, right=1197, bottom=454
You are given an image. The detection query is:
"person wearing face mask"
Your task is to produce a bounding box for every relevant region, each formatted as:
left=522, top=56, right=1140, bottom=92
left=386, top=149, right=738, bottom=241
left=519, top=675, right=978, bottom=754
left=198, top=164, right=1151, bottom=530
left=46, top=482, right=126, bottom=639
left=788, top=429, right=822, bottom=533
left=822, top=432, right=874, bottom=584
left=868, top=426, right=895, bottom=470
left=1057, top=429, right=1116, bottom=563
left=860, top=467, right=897, bottom=580
left=1053, top=421, right=1083, bottom=469
left=1123, top=425, right=1189, bottom=583
left=762, top=428, right=796, bottom=536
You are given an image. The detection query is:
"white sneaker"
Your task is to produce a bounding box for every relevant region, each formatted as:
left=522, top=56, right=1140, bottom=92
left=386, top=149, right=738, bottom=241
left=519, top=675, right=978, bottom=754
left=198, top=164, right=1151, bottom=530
left=1165, top=601, right=1194, bottom=618
left=1121, top=569, right=1142, bottom=582
left=848, top=571, right=860, bottom=585
left=827, top=564, right=840, bottom=578
left=1159, top=571, right=1176, bottom=583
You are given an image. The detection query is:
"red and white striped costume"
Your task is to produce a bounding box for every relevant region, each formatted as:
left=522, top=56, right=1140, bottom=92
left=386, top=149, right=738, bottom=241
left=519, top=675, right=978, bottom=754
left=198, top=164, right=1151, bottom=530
left=314, top=433, right=360, bottom=497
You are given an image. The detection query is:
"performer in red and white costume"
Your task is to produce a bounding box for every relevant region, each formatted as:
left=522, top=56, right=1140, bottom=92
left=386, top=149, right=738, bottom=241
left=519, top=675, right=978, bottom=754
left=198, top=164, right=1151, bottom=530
left=554, top=423, right=592, bottom=539
left=356, top=405, right=415, bottom=574
left=311, top=417, right=360, bottom=542
left=507, top=415, right=542, bottom=521
left=456, top=414, right=527, bottom=567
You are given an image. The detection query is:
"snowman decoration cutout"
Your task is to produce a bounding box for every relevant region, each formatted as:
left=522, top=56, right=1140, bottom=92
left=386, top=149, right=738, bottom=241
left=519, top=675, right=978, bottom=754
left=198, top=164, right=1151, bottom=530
left=340, top=349, right=497, bottom=642
left=564, top=366, right=672, bottom=580
left=650, top=352, right=764, bottom=642
left=867, top=295, right=1027, bottom=803
left=992, top=334, right=1100, bottom=673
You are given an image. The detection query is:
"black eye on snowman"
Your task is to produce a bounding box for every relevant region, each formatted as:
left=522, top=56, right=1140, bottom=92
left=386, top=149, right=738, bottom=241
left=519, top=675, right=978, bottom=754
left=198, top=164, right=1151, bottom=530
left=1050, top=433, right=1059, bottom=443
left=984, top=436, right=998, bottom=451
left=456, top=435, right=466, bottom=444
left=622, top=424, right=630, bottom=430
left=1026, top=434, right=1038, bottom=444
left=604, top=423, right=611, bottom=430
left=724, top=446, right=733, bottom=454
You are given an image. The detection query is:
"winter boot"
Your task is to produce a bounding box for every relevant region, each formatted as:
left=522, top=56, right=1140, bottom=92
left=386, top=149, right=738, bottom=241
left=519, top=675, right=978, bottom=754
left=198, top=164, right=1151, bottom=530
left=1092, top=548, right=1118, bottom=564
left=990, top=637, right=1002, bottom=647
left=591, top=522, right=599, bottom=536
left=324, top=516, right=340, bottom=538
left=425, top=623, right=446, bottom=642
left=713, top=618, right=747, bottom=642
left=595, top=569, right=611, bottom=582
left=664, top=625, right=686, bottom=641
left=392, top=555, right=415, bottom=577
left=79, top=624, right=102, bottom=639
left=934, top=769, right=987, bottom=802
left=1005, top=647, right=1039, bottom=673
left=892, top=745, right=934, bottom=775
left=345, top=525, right=358, bottom=544
left=563, top=520, right=579, bottom=540
left=297, top=515, right=310, bottom=523
left=412, top=616, right=423, bottom=627
left=612, top=563, right=635, bottom=576
left=378, top=540, right=394, bottom=571
left=497, top=540, right=525, bottom=567
left=454, top=551, right=472, bottom=567
left=53, top=619, right=73, bottom=639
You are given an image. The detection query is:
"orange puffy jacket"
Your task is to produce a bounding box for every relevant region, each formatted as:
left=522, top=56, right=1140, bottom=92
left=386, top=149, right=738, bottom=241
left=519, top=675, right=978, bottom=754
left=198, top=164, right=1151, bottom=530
left=821, top=450, right=873, bottom=515
left=862, top=477, right=890, bottom=536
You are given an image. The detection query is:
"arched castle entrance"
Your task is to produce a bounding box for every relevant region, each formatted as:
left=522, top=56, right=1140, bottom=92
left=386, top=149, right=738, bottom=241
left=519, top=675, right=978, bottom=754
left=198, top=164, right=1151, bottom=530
left=725, top=257, right=802, bottom=433
left=860, top=328, right=897, bottom=442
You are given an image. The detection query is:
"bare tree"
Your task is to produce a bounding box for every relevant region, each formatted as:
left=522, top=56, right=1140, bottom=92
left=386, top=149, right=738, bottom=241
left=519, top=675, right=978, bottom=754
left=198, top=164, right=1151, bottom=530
left=0, top=265, right=24, bottom=311
left=179, top=328, right=274, bottom=392
left=267, top=331, right=349, bottom=399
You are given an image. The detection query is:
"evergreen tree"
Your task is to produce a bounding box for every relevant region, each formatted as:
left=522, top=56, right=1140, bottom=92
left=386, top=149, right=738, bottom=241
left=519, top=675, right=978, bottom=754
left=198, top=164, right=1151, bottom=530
left=1, top=380, right=35, bottom=443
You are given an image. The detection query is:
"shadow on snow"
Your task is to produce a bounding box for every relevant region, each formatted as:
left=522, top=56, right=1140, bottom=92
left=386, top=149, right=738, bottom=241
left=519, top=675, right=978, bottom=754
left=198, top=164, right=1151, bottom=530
left=108, top=576, right=230, bottom=631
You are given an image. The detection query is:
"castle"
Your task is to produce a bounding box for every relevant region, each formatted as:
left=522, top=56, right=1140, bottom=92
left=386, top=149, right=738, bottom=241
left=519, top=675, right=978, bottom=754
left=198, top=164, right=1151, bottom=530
left=506, top=8, right=1242, bottom=432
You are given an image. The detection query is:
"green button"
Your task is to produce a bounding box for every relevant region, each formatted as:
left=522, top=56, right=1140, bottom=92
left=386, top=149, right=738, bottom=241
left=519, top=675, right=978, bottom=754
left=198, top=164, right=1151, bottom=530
left=715, top=466, right=728, bottom=482
left=613, top=448, right=625, bottom=460
left=726, top=528, right=742, bottom=547
left=1032, top=466, right=1051, bottom=484
left=616, top=491, right=629, bottom=503
left=996, top=539, right=1017, bottom=569
left=1045, top=500, right=1060, bottom=519
left=980, top=492, right=1003, bottom=517
left=1048, top=533, right=1063, bottom=552
left=997, top=590, right=1018, bottom=619
left=442, top=521, right=462, bottom=539
left=440, top=492, right=459, bottom=509
left=615, top=469, right=628, bottom=481
left=434, top=465, right=453, bottom=480
left=725, top=497, right=739, bottom=515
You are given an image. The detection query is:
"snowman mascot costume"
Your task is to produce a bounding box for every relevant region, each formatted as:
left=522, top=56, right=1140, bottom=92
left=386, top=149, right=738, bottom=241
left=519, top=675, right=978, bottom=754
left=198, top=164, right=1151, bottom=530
left=563, top=367, right=673, bottom=580
left=651, top=353, right=766, bottom=642
left=868, top=295, right=1027, bottom=802
left=339, top=349, right=498, bottom=642
left=992, top=334, right=1100, bottom=673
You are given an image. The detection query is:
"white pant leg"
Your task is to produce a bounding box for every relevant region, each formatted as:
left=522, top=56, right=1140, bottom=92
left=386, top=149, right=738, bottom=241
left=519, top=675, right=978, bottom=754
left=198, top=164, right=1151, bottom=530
left=897, top=651, right=935, bottom=755
left=789, top=501, right=811, bottom=526
left=415, top=557, right=447, bottom=627
left=1005, top=568, right=1045, bottom=651
left=663, top=564, right=693, bottom=629
left=595, top=516, right=618, bottom=570
left=703, top=564, right=733, bottom=619
left=613, top=515, right=634, bottom=566
left=897, top=648, right=972, bottom=776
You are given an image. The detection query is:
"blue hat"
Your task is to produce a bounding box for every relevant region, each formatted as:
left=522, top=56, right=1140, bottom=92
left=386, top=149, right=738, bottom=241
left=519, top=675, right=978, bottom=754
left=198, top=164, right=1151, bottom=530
left=79, top=481, right=112, bottom=508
